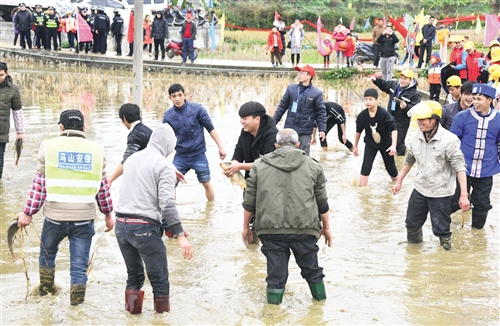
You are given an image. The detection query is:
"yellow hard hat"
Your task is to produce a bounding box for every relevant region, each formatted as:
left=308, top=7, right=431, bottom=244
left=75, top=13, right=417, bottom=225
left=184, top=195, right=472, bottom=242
left=489, top=40, right=500, bottom=48
left=455, top=35, right=464, bottom=42
left=446, top=75, right=462, bottom=87
left=491, top=47, right=500, bottom=62
left=489, top=65, right=500, bottom=86
left=408, top=101, right=442, bottom=119
left=463, top=41, right=474, bottom=50
left=399, top=69, right=414, bottom=79
left=449, top=35, right=457, bottom=43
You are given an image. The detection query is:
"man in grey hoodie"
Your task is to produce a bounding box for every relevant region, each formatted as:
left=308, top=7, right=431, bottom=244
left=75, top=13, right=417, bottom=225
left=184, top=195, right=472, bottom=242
left=115, top=124, right=193, bottom=315
left=242, top=128, right=332, bottom=305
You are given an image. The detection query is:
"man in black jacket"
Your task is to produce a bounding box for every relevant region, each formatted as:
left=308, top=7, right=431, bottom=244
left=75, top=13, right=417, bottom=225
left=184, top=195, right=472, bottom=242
left=151, top=11, right=169, bottom=60
left=223, top=101, right=278, bottom=180
left=417, top=16, right=436, bottom=68
left=15, top=3, right=34, bottom=49
left=110, top=9, right=124, bottom=56
left=371, top=69, right=421, bottom=156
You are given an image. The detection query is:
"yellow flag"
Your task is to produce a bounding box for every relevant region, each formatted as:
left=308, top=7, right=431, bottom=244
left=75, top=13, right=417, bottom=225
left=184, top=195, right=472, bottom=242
left=219, top=13, right=226, bottom=45
left=475, top=15, right=481, bottom=34
left=420, top=8, right=424, bottom=16
left=348, top=2, right=352, bottom=9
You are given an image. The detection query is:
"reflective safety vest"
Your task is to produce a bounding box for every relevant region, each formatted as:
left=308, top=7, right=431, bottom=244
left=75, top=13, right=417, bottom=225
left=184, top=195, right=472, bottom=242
left=34, top=12, right=45, bottom=25
left=45, top=15, right=58, bottom=29
left=45, top=137, right=103, bottom=203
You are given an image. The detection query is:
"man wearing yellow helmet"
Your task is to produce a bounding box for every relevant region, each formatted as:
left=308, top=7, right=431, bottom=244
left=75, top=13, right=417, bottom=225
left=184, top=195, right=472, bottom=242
left=392, top=101, right=469, bottom=250
left=450, top=84, right=500, bottom=229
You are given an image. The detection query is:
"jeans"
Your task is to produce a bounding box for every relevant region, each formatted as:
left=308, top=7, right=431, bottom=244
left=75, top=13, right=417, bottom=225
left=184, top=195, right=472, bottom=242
left=372, top=43, right=381, bottom=67
left=182, top=37, right=195, bottom=62
left=260, top=234, right=324, bottom=289
left=115, top=221, right=170, bottom=296
left=405, top=189, right=452, bottom=238
left=380, top=56, right=395, bottom=81
left=173, top=152, right=211, bottom=183
left=298, top=134, right=312, bottom=156
left=67, top=32, right=75, bottom=49
left=39, top=218, right=95, bottom=284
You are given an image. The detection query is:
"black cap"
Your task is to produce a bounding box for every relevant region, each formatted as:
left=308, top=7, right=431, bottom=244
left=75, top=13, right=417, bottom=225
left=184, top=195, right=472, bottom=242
left=35, top=4, right=41, bottom=8
left=58, top=110, right=84, bottom=129
left=238, top=101, right=266, bottom=118
left=48, top=6, right=54, bottom=10
left=19, top=3, right=25, bottom=6
left=81, top=8, right=88, bottom=12
left=363, top=88, right=379, bottom=99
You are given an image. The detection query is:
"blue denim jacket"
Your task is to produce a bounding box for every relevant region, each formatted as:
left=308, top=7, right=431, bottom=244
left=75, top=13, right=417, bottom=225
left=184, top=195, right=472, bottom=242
left=162, top=101, right=215, bottom=157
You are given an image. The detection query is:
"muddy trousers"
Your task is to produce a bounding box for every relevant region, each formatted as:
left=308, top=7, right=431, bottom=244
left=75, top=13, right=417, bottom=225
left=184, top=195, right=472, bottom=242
left=260, top=234, right=325, bottom=289
left=451, top=176, right=493, bottom=229
left=405, top=189, right=452, bottom=238
left=115, top=221, right=170, bottom=296
left=39, top=218, right=94, bottom=284
left=360, top=144, right=398, bottom=178
left=320, top=120, right=353, bottom=149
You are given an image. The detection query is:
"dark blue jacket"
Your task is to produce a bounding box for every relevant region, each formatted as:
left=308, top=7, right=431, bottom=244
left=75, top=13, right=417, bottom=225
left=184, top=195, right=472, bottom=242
left=273, top=83, right=327, bottom=135
left=162, top=101, right=214, bottom=157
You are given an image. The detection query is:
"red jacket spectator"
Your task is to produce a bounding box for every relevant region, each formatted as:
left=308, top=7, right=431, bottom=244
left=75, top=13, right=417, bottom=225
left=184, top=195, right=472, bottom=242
left=466, top=50, right=484, bottom=82
left=344, top=35, right=356, bottom=57
left=450, top=46, right=466, bottom=80
left=267, top=30, right=283, bottom=53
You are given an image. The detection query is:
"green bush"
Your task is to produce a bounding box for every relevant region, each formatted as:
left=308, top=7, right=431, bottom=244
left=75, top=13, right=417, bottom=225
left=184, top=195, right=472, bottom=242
left=323, top=67, right=358, bottom=80
left=61, top=41, right=70, bottom=49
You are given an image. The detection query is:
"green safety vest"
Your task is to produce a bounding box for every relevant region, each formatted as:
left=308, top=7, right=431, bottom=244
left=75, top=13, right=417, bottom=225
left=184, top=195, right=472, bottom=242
left=45, top=137, right=103, bottom=203
left=45, top=16, right=57, bottom=29
left=34, top=12, right=45, bottom=24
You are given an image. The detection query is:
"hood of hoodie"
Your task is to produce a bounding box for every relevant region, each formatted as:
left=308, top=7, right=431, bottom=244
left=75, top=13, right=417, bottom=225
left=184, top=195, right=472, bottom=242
left=402, top=77, right=418, bottom=91
left=256, top=114, right=277, bottom=139
left=261, top=144, right=306, bottom=172
left=431, top=51, right=441, bottom=61
left=147, top=124, right=176, bottom=157
left=0, top=75, right=14, bottom=88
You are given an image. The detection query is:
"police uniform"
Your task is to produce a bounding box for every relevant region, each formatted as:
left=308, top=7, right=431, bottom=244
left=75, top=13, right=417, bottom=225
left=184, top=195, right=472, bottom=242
left=93, top=8, right=110, bottom=54
left=110, top=10, right=124, bottom=55
left=32, top=6, right=46, bottom=49
left=44, top=7, right=59, bottom=51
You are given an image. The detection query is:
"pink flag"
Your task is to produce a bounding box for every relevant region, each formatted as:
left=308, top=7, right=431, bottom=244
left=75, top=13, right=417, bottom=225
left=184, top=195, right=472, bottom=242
left=317, top=16, right=328, bottom=56
left=484, top=14, right=500, bottom=46
left=77, top=13, right=92, bottom=43
left=349, top=17, right=355, bottom=31
left=274, top=11, right=280, bottom=21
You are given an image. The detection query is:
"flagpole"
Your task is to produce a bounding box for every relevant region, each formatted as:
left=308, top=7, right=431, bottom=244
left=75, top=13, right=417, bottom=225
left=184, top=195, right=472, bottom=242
left=132, top=0, right=143, bottom=107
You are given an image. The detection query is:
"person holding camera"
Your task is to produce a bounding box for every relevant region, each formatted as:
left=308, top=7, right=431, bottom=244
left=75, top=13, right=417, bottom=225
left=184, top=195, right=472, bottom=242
left=376, top=25, right=399, bottom=81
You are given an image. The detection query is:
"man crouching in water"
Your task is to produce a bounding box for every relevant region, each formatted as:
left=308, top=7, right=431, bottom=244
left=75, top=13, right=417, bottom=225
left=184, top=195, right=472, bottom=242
left=114, top=124, right=193, bottom=314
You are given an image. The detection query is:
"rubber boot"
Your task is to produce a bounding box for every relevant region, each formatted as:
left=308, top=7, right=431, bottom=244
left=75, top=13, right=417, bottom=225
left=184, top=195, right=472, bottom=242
left=125, top=289, right=144, bottom=314
left=471, top=210, right=488, bottom=229
left=38, top=267, right=56, bottom=296
left=407, top=228, right=423, bottom=243
left=266, top=287, right=284, bottom=305
left=154, top=295, right=170, bottom=313
left=439, top=237, right=451, bottom=250
left=70, top=284, right=86, bottom=305
left=308, top=280, right=326, bottom=301
left=324, top=59, right=327, bottom=67
left=0, top=166, right=3, bottom=179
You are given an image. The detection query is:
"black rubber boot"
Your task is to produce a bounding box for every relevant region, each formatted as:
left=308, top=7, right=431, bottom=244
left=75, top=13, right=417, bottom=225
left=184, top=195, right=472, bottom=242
left=471, top=210, right=488, bottom=229
left=439, top=237, right=452, bottom=251
left=38, top=267, right=56, bottom=296
left=407, top=229, right=423, bottom=243
left=0, top=167, right=3, bottom=179
left=70, top=284, right=86, bottom=305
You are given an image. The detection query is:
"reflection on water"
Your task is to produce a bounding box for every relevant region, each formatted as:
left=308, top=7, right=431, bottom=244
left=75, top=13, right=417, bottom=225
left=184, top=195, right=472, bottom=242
left=0, top=64, right=498, bottom=325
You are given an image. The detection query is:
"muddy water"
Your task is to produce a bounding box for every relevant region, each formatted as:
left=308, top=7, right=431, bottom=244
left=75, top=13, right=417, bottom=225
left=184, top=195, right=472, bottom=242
left=0, top=66, right=498, bottom=325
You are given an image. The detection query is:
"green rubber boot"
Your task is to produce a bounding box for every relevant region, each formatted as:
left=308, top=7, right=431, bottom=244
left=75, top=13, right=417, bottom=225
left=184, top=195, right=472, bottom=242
left=308, top=280, right=327, bottom=301
left=266, top=287, right=284, bottom=305
left=70, top=284, right=86, bottom=306
left=407, top=229, right=423, bottom=243
left=38, top=267, right=56, bottom=296
left=439, top=237, right=452, bottom=251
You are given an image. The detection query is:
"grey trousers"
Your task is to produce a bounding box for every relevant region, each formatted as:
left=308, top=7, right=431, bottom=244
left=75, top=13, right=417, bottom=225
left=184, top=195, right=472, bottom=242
left=298, top=134, right=312, bottom=156
left=380, top=56, right=395, bottom=81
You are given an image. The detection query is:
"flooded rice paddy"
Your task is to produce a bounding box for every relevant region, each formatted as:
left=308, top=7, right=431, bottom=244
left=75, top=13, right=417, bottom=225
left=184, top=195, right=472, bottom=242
left=0, top=63, right=498, bottom=325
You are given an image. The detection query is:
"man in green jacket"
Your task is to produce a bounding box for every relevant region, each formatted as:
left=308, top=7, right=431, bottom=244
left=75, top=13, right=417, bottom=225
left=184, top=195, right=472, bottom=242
left=242, top=128, right=332, bottom=305
left=0, top=62, right=24, bottom=179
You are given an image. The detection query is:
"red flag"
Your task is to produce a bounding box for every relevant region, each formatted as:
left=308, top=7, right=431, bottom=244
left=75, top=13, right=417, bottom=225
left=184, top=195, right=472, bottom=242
left=274, top=11, right=280, bottom=21
left=127, top=11, right=134, bottom=44
left=77, top=13, right=92, bottom=43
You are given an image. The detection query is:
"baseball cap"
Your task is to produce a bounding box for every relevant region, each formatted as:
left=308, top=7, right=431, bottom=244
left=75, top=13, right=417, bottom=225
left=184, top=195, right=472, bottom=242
left=472, top=83, right=496, bottom=99
left=238, top=101, right=266, bottom=118
left=446, top=75, right=462, bottom=87
left=399, top=69, right=414, bottom=79
left=58, top=110, right=84, bottom=129
left=491, top=47, right=500, bottom=62
left=463, top=41, right=474, bottom=50
left=489, top=40, right=500, bottom=48
left=294, top=64, right=316, bottom=77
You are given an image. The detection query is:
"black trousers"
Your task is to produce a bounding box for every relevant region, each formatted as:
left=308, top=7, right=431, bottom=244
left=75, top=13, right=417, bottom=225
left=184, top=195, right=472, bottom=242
left=320, top=120, right=353, bottom=149
left=114, top=34, right=122, bottom=54
left=405, top=189, right=452, bottom=238
left=394, top=119, right=409, bottom=156
left=451, top=176, right=493, bottom=213
left=35, top=26, right=45, bottom=48
left=373, top=43, right=381, bottom=67
left=93, top=29, right=106, bottom=54
left=260, top=234, right=324, bottom=289
left=429, top=84, right=441, bottom=102
left=360, top=144, right=398, bottom=177
left=154, top=39, right=165, bottom=59
left=19, top=30, right=32, bottom=49
left=418, top=45, right=432, bottom=68
left=45, top=29, right=58, bottom=51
